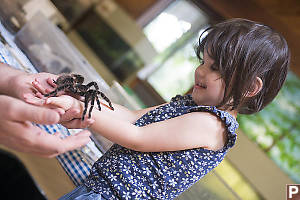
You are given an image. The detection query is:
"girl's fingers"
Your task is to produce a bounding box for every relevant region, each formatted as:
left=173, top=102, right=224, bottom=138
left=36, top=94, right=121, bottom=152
left=46, top=95, right=76, bottom=110
left=23, top=93, right=65, bottom=115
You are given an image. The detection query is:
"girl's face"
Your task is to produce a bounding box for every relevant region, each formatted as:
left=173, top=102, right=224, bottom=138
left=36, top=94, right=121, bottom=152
left=192, top=51, right=225, bottom=107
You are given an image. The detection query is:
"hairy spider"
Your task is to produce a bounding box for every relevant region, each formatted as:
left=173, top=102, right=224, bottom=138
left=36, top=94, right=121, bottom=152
left=44, top=73, right=114, bottom=120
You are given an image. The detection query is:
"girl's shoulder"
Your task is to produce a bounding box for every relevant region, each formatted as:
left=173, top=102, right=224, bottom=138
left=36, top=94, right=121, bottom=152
left=171, top=94, right=239, bottom=150
left=190, top=106, right=239, bottom=150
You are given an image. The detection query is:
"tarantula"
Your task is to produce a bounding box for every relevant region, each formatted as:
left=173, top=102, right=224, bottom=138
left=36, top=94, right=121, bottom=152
left=44, top=73, right=114, bottom=120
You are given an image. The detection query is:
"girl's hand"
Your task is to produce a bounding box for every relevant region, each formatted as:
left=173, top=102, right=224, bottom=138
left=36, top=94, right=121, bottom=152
left=45, top=95, right=95, bottom=129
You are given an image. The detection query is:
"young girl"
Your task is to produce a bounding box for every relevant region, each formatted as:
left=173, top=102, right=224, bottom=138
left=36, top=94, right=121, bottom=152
left=32, top=18, right=290, bottom=200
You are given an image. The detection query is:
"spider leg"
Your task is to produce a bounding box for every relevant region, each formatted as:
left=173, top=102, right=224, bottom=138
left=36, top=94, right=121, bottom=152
left=95, top=95, right=101, bottom=111
left=44, top=89, right=58, bottom=97
left=82, top=91, right=91, bottom=121
left=44, top=84, right=72, bottom=97
left=97, top=91, right=114, bottom=110
left=86, top=81, right=99, bottom=90
left=88, top=91, right=96, bottom=119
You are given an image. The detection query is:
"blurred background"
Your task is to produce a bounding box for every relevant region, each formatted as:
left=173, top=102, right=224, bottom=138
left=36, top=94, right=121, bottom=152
left=0, top=0, right=299, bottom=199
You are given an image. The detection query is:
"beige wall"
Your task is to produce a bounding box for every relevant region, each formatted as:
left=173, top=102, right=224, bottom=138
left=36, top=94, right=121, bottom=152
left=227, top=130, right=295, bottom=200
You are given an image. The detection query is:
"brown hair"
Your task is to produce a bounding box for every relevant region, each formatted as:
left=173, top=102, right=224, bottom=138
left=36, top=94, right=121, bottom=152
left=196, top=18, right=290, bottom=114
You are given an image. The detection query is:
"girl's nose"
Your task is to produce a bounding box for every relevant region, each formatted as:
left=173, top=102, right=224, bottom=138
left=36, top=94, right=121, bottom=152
left=196, top=65, right=205, bottom=77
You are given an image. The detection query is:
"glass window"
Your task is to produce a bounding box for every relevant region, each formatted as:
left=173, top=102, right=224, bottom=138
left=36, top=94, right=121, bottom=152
left=143, top=0, right=208, bottom=53
left=144, top=12, right=191, bottom=53
left=140, top=0, right=209, bottom=101
left=147, top=34, right=199, bottom=101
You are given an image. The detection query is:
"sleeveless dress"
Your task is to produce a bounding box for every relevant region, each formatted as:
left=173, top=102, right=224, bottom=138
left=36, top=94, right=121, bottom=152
left=60, top=94, right=239, bottom=200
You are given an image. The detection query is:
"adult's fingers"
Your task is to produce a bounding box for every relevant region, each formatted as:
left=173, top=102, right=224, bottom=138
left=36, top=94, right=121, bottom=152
left=23, top=93, right=65, bottom=116
left=15, top=100, right=60, bottom=124
left=31, top=74, right=57, bottom=96
left=0, top=121, right=51, bottom=155
left=23, top=93, right=45, bottom=106
left=0, top=96, right=58, bottom=124
left=32, top=79, right=47, bottom=94
left=59, top=130, right=92, bottom=151
left=47, top=77, right=57, bottom=88
left=16, top=125, right=91, bottom=157
left=33, top=130, right=92, bottom=158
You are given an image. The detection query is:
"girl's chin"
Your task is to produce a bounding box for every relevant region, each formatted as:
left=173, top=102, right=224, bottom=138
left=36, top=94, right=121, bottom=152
left=191, top=94, right=216, bottom=106
left=191, top=94, right=202, bottom=105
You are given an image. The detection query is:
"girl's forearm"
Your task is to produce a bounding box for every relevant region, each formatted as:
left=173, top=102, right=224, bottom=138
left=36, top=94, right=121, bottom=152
left=89, top=108, right=141, bottom=150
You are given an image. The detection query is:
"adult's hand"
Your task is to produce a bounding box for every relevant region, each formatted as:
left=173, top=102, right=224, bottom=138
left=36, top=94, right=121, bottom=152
left=0, top=95, right=91, bottom=157
left=0, top=64, right=58, bottom=103
left=10, top=71, right=58, bottom=105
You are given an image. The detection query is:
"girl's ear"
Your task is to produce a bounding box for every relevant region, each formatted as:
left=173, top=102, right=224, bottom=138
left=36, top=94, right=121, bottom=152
left=246, top=77, right=263, bottom=98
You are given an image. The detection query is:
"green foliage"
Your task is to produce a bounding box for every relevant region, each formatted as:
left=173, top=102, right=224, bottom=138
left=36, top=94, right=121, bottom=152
left=238, top=72, right=300, bottom=183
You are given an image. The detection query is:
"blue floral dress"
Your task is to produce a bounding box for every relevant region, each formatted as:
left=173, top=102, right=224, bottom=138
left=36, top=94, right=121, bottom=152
left=61, top=94, right=239, bottom=200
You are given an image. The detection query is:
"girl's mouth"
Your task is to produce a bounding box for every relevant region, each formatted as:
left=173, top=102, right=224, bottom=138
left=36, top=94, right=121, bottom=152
left=195, top=83, right=207, bottom=89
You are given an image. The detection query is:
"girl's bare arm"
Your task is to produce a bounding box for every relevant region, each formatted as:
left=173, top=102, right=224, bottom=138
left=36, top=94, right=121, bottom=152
left=48, top=96, right=226, bottom=152
left=100, top=102, right=167, bottom=124
left=90, top=107, right=227, bottom=152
